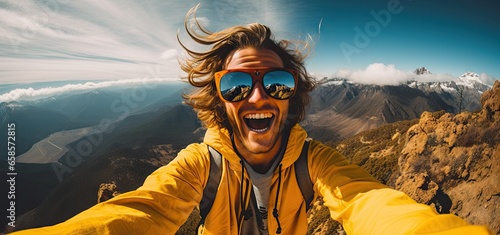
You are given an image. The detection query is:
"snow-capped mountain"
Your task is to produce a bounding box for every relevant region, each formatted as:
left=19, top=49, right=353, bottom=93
left=457, top=72, right=491, bottom=91
left=460, top=72, right=481, bottom=83
left=414, top=67, right=432, bottom=75
left=408, top=67, right=490, bottom=90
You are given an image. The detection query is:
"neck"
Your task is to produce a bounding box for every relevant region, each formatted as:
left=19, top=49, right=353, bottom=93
left=238, top=137, right=283, bottom=174
left=232, top=126, right=291, bottom=174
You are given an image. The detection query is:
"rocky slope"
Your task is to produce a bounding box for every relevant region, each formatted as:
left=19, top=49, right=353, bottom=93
left=308, top=80, right=500, bottom=234
left=397, top=81, right=499, bottom=233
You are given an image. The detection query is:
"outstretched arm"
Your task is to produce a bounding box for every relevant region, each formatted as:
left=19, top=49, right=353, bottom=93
left=308, top=140, right=491, bottom=235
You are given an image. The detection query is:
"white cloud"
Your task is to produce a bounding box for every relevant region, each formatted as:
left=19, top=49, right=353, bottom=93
left=334, top=63, right=410, bottom=85
left=188, top=16, right=210, bottom=28
left=479, top=73, right=498, bottom=85
left=160, top=49, right=178, bottom=60
left=0, top=0, right=293, bottom=84
left=333, top=63, right=477, bottom=86
left=0, top=78, right=181, bottom=102
left=0, top=0, right=192, bottom=84
left=334, top=68, right=353, bottom=79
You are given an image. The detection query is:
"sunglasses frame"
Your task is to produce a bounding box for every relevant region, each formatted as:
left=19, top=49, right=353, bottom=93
left=214, top=67, right=299, bottom=102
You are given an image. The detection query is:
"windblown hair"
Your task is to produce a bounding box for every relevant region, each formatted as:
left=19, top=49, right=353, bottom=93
left=179, top=5, right=315, bottom=130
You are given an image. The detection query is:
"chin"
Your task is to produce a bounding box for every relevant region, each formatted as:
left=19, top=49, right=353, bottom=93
left=247, top=140, right=273, bottom=153
left=243, top=131, right=279, bottom=154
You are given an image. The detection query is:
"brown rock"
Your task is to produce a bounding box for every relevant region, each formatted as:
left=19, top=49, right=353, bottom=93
left=97, top=181, right=121, bottom=203
left=481, top=80, right=500, bottom=112
left=395, top=172, right=439, bottom=204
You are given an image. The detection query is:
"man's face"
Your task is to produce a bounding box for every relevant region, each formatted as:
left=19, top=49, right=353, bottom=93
left=223, top=48, right=289, bottom=156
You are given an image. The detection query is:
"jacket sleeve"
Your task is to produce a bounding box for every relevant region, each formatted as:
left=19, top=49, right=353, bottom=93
left=308, top=140, right=491, bottom=235
left=10, top=143, right=210, bottom=235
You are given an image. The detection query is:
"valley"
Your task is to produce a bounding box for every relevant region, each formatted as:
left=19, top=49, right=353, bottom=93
left=16, top=127, right=94, bottom=163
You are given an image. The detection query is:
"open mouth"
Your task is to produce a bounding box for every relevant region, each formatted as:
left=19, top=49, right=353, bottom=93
left=244, top=113, right=274, bottom=132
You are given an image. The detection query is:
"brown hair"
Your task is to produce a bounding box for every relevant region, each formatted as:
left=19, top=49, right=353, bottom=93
left=179, top=5, right=315, bottom=130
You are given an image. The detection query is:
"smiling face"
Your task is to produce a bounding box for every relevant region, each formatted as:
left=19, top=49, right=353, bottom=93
left=223, top=47, right=289, bottom=168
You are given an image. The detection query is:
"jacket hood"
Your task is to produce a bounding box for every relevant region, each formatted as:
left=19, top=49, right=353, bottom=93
left=203, top=124, right=308, bottom=171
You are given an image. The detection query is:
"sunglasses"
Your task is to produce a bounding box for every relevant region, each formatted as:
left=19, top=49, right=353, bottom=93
left=214, top=67, right=298, bottom=102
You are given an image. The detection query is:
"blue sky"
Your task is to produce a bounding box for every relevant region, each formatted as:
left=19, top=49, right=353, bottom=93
left=1, top=0, right=498, bottom=86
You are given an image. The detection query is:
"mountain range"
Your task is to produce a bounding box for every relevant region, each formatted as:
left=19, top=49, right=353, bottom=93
left=0, top=82, right=187, bottom=157
left=0, top=70, right=496, bottom=233
left=303, top=69, right=491, bottom=144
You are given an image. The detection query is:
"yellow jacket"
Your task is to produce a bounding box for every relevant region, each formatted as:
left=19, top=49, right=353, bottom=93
left=12, top=125, right=490, bottom=234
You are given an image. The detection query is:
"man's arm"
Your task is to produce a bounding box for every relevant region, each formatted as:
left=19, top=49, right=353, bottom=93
left=308, top=140, right=491, bottom=235
left=10, top=143, right=209, bottom=235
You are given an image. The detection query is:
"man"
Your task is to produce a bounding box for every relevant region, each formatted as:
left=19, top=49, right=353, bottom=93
left=11, top=6, right=490, bottom=235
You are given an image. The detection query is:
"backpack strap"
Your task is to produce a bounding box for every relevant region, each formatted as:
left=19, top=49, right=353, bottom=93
left=199, top=145, right=223, bottom=225
left=200, top=139, right=314, bottom=224
left=295, top=139, right=314, bottom=212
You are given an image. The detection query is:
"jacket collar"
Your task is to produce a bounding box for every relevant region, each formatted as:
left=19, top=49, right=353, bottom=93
left=203, top=124, right=308, bottom=171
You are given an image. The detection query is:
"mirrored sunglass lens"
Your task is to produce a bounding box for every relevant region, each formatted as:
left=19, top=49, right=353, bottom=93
left=263, top=71, right=296, bottom=99
left=219, top=72, right=253, bottom=102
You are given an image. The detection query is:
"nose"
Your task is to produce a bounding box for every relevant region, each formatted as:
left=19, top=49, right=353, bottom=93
left=246, top=82, right=269, bottom=103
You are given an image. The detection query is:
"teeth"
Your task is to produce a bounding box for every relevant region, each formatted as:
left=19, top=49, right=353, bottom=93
left=244, top=113, right=273, bottom=119
left=252, top=127, right=268, bottom=133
